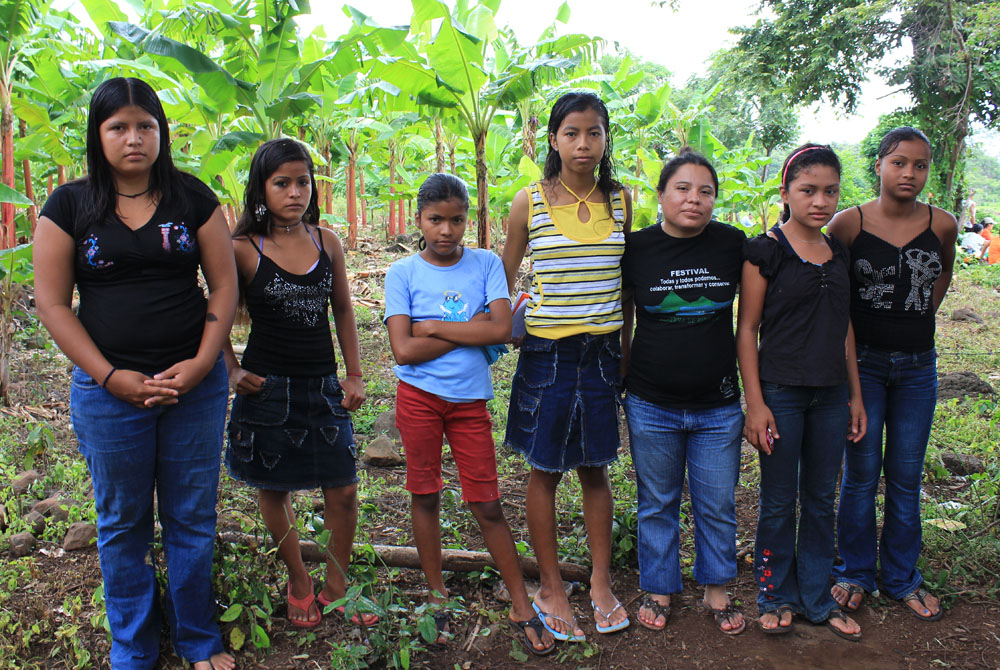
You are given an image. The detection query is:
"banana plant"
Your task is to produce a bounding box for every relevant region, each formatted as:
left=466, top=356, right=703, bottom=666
left=370, top=0, right=595, bottom=249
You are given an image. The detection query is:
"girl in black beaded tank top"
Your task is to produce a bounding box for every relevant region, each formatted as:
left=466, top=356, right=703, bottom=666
left=223, top=139, right=376, bottom=629
left=827, top=127, right=957, bottom=622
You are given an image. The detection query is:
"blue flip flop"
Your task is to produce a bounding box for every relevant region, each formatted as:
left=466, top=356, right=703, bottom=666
left=592, top=599, right=630, bottom=634
left=532, top=600, right=585, bottom=642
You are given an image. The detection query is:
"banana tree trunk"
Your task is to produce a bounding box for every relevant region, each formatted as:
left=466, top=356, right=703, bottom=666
left=2, top=103, right=14, bottom=248
left=435, top=118, right=446, bottom=173
left=47, top=174, right=53, bottom=196
left=324, top=147, right=334, bottom=216
left=359, top=170, right=367, bottom=228
left=474, top=130, right=490, bottom=250
left=388, top=154, right=397, bottom=240
left=19, top=121, right=36, bottom=237
left=521, top=115, right=538, bottom=161
left=346, top=154, right=357, bottom=250
left=57, top=165, right=66, bottom=186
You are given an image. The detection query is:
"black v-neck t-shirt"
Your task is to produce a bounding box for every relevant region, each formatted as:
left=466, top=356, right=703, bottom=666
left=40, top=177, right=219, bottom=373
left=744, top=230, right=851, bottom=387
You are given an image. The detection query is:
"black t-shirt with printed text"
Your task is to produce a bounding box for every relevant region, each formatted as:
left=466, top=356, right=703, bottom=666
left=622, top=221, right=746, bottom=409
left=40, top=176, right=219, bottom=373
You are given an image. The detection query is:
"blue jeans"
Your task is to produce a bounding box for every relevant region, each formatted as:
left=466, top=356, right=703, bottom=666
left=71, top=358, right=228, bottom=669
left=755, top=382, right=848, bottom=622
left=834, top=346, right=937, bottom=599
left=625, top=394, right=743, bottom=595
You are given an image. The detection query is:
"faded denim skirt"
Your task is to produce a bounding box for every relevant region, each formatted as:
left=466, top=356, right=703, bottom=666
left=505, top=332, right=623, bottom=472
left=226, top=374, right=358, bottom=491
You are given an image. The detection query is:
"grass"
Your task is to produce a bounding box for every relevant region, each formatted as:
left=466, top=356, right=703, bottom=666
left=3, top=248, right=1000, bottom=666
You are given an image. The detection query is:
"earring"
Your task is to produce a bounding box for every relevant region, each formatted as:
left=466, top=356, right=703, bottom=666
left=254, top=203, right=267, bottom=222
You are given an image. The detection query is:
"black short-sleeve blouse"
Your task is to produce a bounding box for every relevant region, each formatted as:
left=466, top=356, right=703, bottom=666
left=744, top=231, right=851, bottom=387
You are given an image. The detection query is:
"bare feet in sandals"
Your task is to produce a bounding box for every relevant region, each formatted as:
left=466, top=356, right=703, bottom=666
left=900, top=587, right=942, bottom=621
left=703, top=585, right=744, bottom=635
left=533, top=587, right=585, bottom=641
left=759, top=606, right=794, bottom=633
left=638, top=593, right=671, bottom=631
left=831, top=581, right=865, bottom=611
left=193, top=652, right=236, bottom=670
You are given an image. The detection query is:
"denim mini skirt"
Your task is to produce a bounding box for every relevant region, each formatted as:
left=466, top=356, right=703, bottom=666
left=504, top=331, right=623, bottom=472
left=226, top=374, right=358, bottom=491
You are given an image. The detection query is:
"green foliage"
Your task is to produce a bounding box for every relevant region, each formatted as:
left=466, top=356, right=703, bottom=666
left=723, top=0, right=1000, bottom=211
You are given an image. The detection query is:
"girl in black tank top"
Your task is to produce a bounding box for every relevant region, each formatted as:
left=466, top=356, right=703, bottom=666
left=222, top=139, right=376, bottom=629
left=827, top=127, right=957, bottom=622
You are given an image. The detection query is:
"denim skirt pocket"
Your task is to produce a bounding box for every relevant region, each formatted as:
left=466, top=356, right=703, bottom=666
left=518, top=335, right=558, bottom=389
left=239, top=375, right=291, bottom=426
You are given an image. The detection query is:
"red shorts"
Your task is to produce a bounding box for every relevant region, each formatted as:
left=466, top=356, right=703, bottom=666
left=394, top=380, right=500, bottom=503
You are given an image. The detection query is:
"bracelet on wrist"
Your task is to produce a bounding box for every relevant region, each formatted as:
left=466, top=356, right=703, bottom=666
left=346, top=371, right=363, bottom=378
left=102, top=367, right=118, bottom=388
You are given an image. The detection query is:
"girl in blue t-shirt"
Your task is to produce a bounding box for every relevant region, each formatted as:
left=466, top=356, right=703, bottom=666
left=383, top=174, right=554, bottom=655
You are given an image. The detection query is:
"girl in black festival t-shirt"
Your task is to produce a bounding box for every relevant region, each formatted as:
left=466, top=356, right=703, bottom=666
left=222, top=139, right=373, bottom=630
left=34, top=78, right=238, bottom=670
left=621, top=149, right=747, bottom=636
left=736, top=144, right=866, bottom=642
left=827, top=127, right=957, bottom=621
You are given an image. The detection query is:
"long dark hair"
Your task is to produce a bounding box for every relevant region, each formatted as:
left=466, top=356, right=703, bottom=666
left=415, top=173, right=470, bottom=250
left=233, top=138, right=321, bottom=238
left=543, top=91, right=622, bottom=216
left=778, top=143, right=841, bottom=223
left=82, top=77, right=180, bottom=228
left=657, top=147, right=719, bottom=195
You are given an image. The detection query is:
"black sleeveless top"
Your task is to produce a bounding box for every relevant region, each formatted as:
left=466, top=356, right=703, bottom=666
left=849, top=204, right=942, bottom=353
left=240, top=232, right=337, bottom=377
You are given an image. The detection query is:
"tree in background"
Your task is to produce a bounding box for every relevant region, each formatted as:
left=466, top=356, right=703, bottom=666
left=724, top=0, right=1000, bottom=213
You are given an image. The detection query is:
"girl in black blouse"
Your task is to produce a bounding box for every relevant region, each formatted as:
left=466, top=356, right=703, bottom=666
left=35, top=77, right=237, bottom=670
left=736, top=144, right=866, bottom=641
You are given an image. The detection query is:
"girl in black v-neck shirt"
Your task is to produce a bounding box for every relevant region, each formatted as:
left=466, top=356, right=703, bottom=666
left=34, top=78, right=237, bottom=670
left=736, top=144, right=865, bottom=641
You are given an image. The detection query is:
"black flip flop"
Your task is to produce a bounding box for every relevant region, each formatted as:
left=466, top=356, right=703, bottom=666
left=824, top=609, right=862, bottom=642
left=760, top=605, right=794, bottom=635
left=510, top=615, right=556, bottom=656
left=900, top=587, right=943, bottom=621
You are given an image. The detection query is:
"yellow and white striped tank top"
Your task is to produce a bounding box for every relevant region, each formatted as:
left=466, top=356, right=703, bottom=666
left=524, top=181, right=626, bottom=338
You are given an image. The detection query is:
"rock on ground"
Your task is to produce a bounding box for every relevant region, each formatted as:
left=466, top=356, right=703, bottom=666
left=11, top=470, right=42, bottom=495
left=24, top=510, right=46, bottom=535
left=63, top=522, right=98, bottom=551
left=10, top=532, right=36, bottom=557
left=952, top=307, right=985, bottom=323
left=938, top=372, right=994, bottom=400
left=32, top=496, right=75, bottom=522
left=361, top=435, right=404, bottom=467
left=373, top=409, right=401, bottom=442
left=941, top=451, right=986, bottom=476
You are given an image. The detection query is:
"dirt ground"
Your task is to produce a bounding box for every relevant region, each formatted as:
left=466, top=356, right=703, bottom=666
left=5, top=238, right=1000, bottom=669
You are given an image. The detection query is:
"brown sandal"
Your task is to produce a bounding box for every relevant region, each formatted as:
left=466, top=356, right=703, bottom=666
left=638, top=595, right=671, bottom=631
left=704, top=601, right=745, bottom=635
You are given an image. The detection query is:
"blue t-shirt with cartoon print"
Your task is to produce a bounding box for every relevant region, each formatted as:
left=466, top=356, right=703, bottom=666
left=384, top=248, right=509, bottom=400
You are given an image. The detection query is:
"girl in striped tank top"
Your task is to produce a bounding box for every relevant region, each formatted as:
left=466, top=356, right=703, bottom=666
left=502, top=92, right=632, bottom=641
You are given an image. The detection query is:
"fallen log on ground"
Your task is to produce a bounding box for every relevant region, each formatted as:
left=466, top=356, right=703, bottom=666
left=217, top=532, right=590, bottom=583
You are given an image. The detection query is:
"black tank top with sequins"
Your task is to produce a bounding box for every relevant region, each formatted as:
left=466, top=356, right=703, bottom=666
left=240, top=232, right=338, bottom=377
left=849, top=204, right=942, bottom=352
